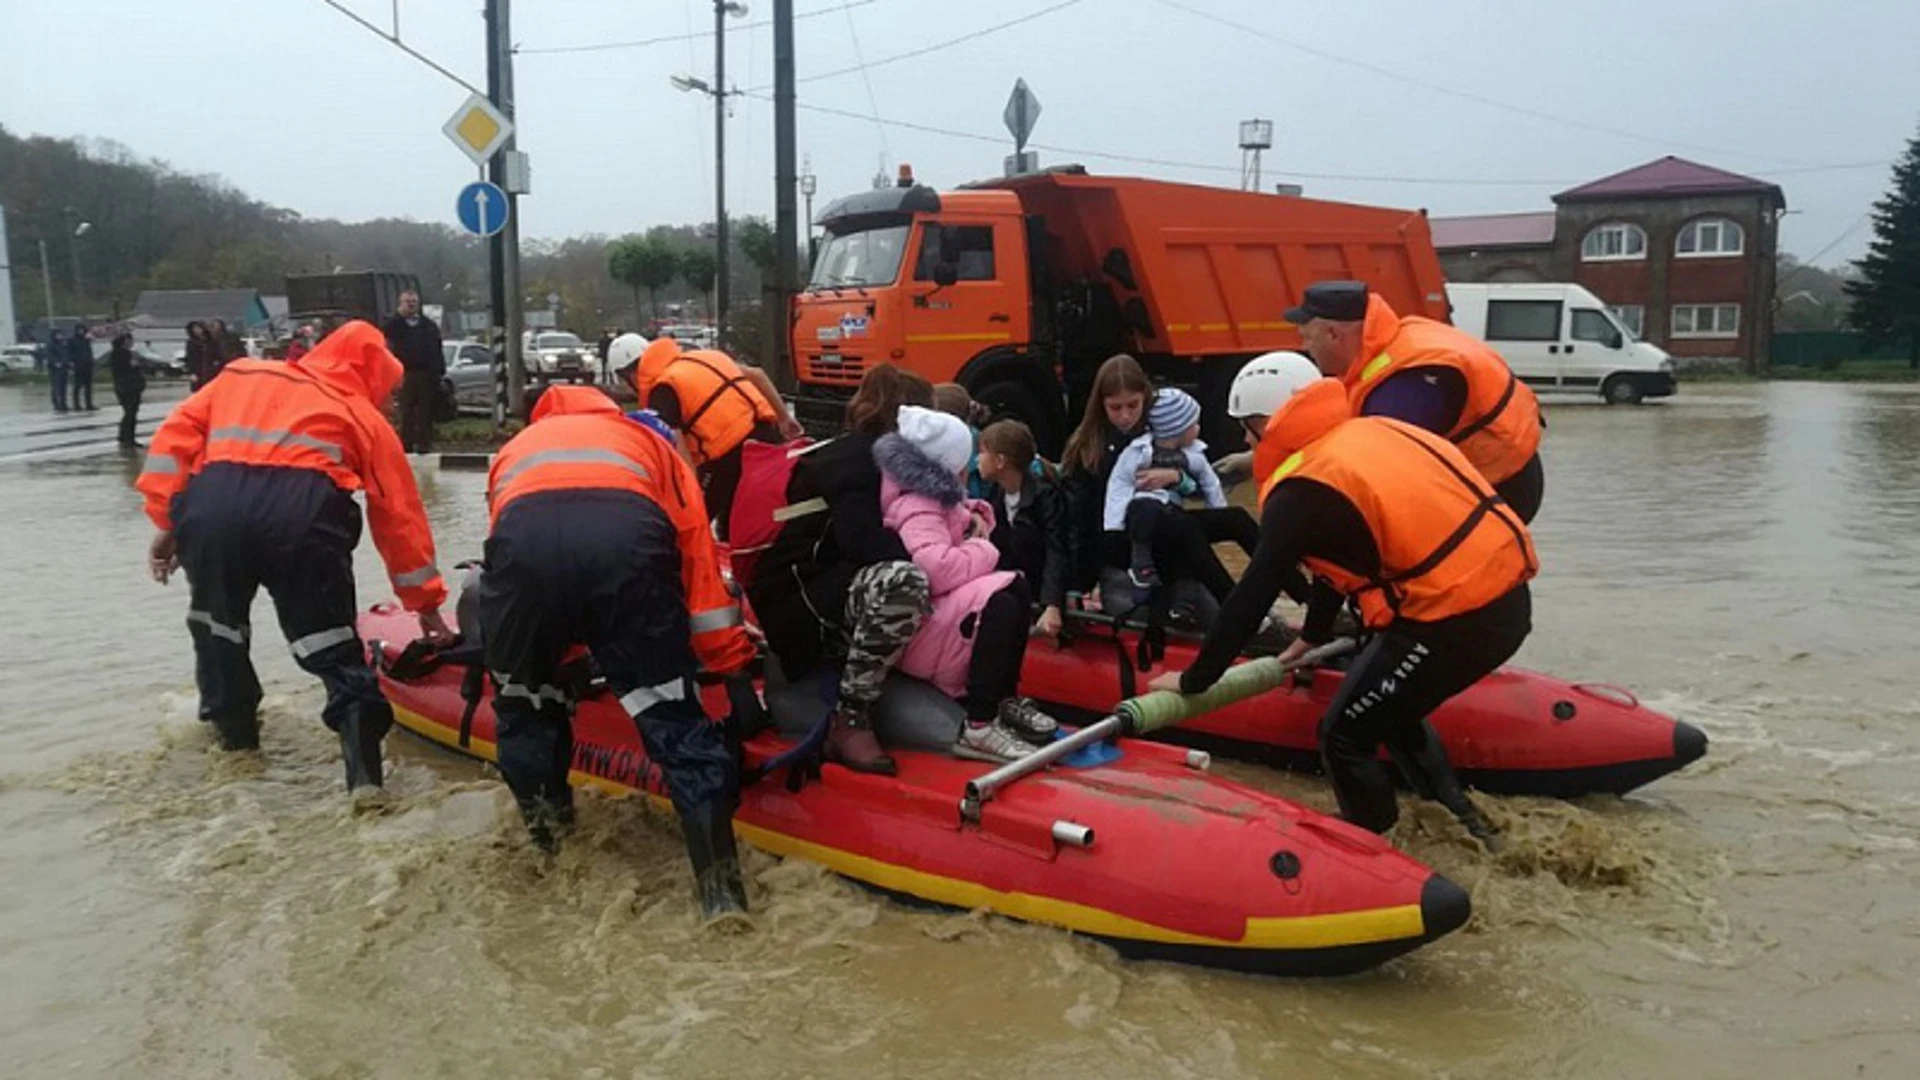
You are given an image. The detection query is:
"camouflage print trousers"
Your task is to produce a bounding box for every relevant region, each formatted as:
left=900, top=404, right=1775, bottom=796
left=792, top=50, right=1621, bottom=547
left=829, top=560, right=932, bottom=728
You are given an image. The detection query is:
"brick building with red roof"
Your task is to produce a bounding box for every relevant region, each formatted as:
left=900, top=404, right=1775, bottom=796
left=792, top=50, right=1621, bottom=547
left=1432, top=157, right=1786, bottom=371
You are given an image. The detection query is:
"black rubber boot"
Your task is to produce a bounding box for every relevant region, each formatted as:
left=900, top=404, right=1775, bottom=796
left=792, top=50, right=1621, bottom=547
left=523, top=800, right=576, bottom=854
left=210, top=711, right=262, bottom=752
left=1392, top=723, right=1500, bottom=851
left=682, top=804, right=749, bottom=920
left=338, top=709, right=387, bottom=792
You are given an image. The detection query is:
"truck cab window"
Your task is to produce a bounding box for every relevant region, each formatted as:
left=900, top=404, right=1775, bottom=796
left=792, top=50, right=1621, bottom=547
left=810, top=222, right=911, bottom=288
left=914, top=224, right=996, bottom=282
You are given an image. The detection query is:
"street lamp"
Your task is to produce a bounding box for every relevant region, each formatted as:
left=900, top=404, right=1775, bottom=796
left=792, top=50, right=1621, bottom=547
left=63, top=209, right=91, bottom=306
left=800, top=154, right=817, bottom=248
left=670, top=0, right=749, bottom=337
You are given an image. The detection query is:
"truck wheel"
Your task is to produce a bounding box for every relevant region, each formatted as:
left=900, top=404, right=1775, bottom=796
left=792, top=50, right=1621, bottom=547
left=1602, top=374, right=1643, bottom=405
left=974, top=380, right=1062, bottom=459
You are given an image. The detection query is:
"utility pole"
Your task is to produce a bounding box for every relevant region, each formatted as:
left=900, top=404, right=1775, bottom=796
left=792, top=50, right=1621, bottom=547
left=772, top=0, right=798, bottom=389
left=485, top=0, right=526, bottom=419
left=38, top=238, right=55, bottom=320
left=713, top=0, right=731, bottom=338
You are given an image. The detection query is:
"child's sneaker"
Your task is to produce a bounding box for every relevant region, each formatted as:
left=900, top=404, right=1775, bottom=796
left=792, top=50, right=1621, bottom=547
left=995, top=697, right=1060, bottom=743
left=952, top=721, right=1041, bottom=763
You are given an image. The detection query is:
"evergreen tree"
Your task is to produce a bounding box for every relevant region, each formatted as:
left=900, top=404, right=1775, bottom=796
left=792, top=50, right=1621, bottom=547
left=1847, top=126, right=1920, bottom=367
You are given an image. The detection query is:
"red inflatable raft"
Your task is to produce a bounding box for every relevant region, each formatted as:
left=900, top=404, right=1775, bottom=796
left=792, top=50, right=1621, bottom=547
left=1020, top=617, right=1708, bottom=798
left=361, top=605, right=1470, bottom=977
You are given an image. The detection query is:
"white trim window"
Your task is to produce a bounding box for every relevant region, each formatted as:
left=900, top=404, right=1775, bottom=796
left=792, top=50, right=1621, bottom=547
left=1676, top=218, right=1745, bottom=257
left=1607, top=305, right=1645, bottom=338
left=1671, top=303, right=1740, bottom=338
left=1581, top=222, right=1647, bottom=261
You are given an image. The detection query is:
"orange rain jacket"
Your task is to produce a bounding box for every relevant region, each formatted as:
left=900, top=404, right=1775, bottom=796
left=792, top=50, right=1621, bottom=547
left=1342, top=294, right=1542, bottom=485
left=1257, top=379, right=1537, bottom=629
left=487, top=386, right=754, bottom=676
left=137, top=321, right=447, bottom=612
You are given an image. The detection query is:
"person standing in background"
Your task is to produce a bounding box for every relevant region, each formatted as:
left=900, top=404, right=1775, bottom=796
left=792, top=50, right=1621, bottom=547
left=47, top=329, right=71, bottom=412
left=68, top=324, right=97, bottom=410
left=380, top=290, right=445, bottom=454
left=213, top=319, right=246, bottom=364
left=109, top=332, right=146, bottom=448
left=185, top=322, right=219, bottom=389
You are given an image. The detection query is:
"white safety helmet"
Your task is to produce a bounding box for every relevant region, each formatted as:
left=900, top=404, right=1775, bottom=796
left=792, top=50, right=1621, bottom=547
left=1227, top=351, right=1321, bottom=420
left=607, top=332, right=650, bottom=372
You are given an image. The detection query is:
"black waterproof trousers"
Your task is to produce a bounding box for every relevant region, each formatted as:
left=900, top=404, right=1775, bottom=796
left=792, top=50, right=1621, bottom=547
left=477, top=490, right=737, bottom=845
left=1494, top=453, right=1545, bottom=525
left=397, top=370, right=438, bottom=453
left=174, top=463, right=392, bottom=789
left=1318, top=584, right=1532, bottom=833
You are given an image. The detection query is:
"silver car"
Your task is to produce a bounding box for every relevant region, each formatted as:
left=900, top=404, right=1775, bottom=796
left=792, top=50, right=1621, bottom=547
left=441, top=340, right=502, bottom=419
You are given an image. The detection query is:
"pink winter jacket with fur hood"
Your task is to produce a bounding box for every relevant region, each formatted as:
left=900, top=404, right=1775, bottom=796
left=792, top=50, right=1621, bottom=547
left=875, top=432, right=1017, bottom=698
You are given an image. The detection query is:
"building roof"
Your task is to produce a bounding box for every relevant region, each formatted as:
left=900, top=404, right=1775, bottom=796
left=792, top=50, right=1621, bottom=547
left=1428, top=211, right=1557, bottom=251
left=132, top=289, right=266, bottom=328
left=1554, top=156, right=1784, bottom=204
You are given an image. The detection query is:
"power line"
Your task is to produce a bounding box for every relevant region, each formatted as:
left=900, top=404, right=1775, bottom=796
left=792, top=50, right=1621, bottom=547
left=744, top=0, right=1082, bottom=93
left=1156, top=0, right=1805, bottom=168
left=516, top=0, right=879, bottom=56
left=838, top=0, right=890, bottom=162
left=310, top=0, right=483, bottom=96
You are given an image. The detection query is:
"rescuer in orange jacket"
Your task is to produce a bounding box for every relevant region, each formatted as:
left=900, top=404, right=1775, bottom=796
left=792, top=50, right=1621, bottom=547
left=136, top=320, right=451, bottom=794
left=1289, top=281, right=1546, bottom=523
left=479, top=384, right=755, bottom=917
left=1152, top=377, right=1537, bottom=844
left=609, top=334, right=803, bottom=539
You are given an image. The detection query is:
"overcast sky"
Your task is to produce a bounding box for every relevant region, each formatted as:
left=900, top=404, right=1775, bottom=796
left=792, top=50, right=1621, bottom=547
left=3, top=0, right=1914, bottom=266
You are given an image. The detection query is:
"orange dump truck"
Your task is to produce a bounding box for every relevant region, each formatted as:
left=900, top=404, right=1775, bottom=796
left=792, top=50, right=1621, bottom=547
left=791, top=166, right=1449, bottom=452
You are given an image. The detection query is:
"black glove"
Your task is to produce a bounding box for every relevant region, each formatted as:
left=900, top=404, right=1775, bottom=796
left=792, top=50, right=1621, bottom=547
left=724, top=674, right=769, bottom=739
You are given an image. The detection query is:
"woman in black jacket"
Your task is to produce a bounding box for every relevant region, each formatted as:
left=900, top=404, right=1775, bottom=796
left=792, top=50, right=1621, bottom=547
left=745, top=365, right=936, bottom=776
left=107, top=333, right=146, bottom=448
left=184, top=322, right=220, bottom=390
left=976, top=419, right=1071, bottom=639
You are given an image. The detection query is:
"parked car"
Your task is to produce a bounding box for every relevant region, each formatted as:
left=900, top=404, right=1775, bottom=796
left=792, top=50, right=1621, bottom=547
left=522, top=331, right=594, bottom=384
left=0, top=344, right=39, bottom=374
left=133, top=345, right=187, bottom=378
left=441, top=339, right=501, bottom=418
left=657, top=323, right=719, bottom=350
left=1445, top=283, right=1676, bottom=405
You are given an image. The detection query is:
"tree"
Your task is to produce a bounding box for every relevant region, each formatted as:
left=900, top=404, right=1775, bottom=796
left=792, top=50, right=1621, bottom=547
left=1775, top=253, right=1855, bottom=333
left=679, top=246, right=719, bottom=316
left=1847, top=126, right=1920, bottom=367
left=606, top=235, right=679, bottom=322
left=736, top=216, right=778, bottom=276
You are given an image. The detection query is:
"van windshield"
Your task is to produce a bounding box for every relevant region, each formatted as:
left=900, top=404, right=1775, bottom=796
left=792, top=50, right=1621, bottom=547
left=810, top=222, right=910, bottom=288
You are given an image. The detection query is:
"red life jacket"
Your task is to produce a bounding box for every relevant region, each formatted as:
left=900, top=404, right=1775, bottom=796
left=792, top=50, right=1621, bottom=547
left=727, top=437, right=834, bottom=584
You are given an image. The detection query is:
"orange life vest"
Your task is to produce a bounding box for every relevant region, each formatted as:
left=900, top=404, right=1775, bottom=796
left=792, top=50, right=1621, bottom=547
left=1343, top=294, right=1542, bottom=485
left=1258, top=415, right=1538, bottom=628
left=137, top=321, right=446, bottom=613
left=641, top=348, right=779, bottom=466
left=488, top=386, right=754, bottom=675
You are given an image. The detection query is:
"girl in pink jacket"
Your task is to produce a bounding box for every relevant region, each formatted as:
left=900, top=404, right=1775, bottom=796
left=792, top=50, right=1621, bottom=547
left=876, top=406, right=1062, bottom=762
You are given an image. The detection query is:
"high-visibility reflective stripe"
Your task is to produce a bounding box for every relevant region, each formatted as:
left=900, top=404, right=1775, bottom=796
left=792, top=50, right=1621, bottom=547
left=288, top=625, right=356, bottom=658
left=688, top=605, right=743, bottom=634
left=619, top=678, right=688, bottom=717
left=495, top=448, right=652, bottom=489
left=186, top=610, right=248, bottom=644
left=393, top=564, right=441, bottom=588
left=771, top=496, right=828, bottom=523
left=141, top=453, right=180, bottom=475
left=493, top=676, right=570, bottom=706
left=207, top=426, right=345, bottom=463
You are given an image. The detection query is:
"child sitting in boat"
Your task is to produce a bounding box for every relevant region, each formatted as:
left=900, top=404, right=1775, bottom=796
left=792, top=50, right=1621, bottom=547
left=1102, top=387, right=1227, bottom=595
left=876, top=406, right=1063, bottom=762
left=974, top=419, right=1072, bottom=641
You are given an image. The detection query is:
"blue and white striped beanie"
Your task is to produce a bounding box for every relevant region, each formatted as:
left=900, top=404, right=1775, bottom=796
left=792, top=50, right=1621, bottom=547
left=1148, top=388, right=1202, bottom=440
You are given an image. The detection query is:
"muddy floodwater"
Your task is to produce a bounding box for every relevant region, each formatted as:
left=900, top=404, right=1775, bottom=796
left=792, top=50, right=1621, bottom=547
left=3, top=381, right=1918, bottom=1078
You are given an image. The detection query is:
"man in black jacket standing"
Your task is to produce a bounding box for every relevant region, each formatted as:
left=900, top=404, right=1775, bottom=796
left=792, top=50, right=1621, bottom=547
left=68, top=324, right=97, bottom=410
left=381, top=290, right=444, bottom=453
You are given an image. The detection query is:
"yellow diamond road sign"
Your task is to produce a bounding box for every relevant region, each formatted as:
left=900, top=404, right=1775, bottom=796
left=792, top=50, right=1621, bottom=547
left=443, top=93, right=513, bottom=166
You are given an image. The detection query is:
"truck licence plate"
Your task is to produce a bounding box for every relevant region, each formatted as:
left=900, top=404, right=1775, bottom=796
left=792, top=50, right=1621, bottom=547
left=819, top=353, right=843, bottom=365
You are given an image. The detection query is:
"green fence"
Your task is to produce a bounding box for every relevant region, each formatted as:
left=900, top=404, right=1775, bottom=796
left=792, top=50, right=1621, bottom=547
left=1772, top=332, right=1914, bottom=368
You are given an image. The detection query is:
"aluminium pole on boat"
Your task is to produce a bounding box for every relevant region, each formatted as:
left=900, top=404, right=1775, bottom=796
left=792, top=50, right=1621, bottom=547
left=960, top=638, right=1357, bottom=822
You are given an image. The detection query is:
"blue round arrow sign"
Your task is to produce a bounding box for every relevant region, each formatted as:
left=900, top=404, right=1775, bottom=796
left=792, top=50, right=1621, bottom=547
left=456, top=181, right=509, bottom=237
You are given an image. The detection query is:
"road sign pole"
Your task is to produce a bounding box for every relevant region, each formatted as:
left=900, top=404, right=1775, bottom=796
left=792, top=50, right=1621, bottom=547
left=771, top=0, right=797, bottom=391
left=484, top=0, right=525, bottom=422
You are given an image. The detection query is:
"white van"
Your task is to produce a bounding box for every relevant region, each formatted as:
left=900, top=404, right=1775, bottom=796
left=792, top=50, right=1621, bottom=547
left=1445, top=283, right=1675, bottom=404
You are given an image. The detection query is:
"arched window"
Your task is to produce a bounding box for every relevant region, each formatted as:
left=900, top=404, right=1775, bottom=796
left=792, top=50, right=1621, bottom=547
left=1676, top=218, right=1745, bottom=256
left=1581, top=222, right=1647, bottom=261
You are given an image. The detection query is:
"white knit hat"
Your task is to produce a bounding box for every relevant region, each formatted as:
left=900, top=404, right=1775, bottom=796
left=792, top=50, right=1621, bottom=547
left=894, top=405, right=974, bottom=475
